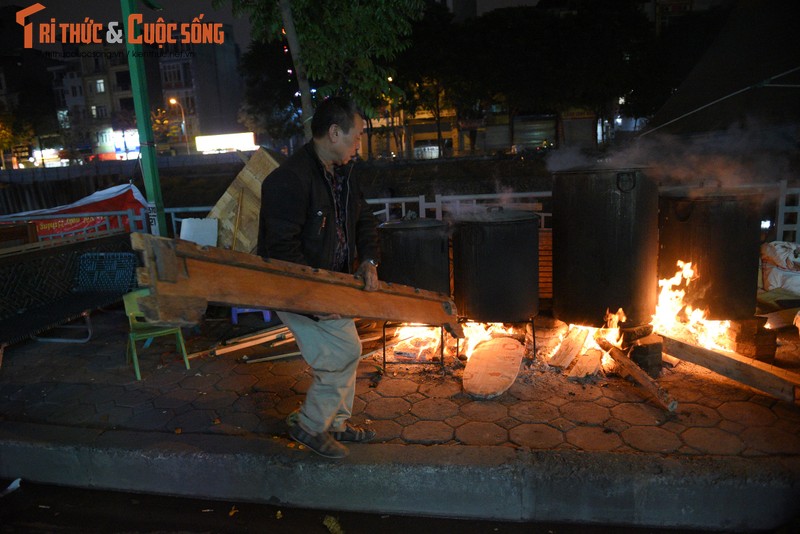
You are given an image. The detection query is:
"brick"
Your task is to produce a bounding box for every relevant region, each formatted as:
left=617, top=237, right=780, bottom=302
left=630, top=333, right=663, bottom=378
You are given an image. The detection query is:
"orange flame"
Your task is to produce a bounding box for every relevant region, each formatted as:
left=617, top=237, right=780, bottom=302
left=460, top=322, right=516, bottom=359
left=393, top=324, right=442, bottom=360
left=562, top=323, right=621, bottom=367
left=652, top=261, right=730, bottom=350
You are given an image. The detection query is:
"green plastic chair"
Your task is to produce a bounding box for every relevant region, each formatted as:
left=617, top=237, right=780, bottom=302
left=123, top=288, right=190, bottom=380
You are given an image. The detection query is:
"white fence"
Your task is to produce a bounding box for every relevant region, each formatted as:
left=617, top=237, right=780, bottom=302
left=366, top=191, right=552, bottom=228
left=3, top=183, right=799, bottom=243
left=777, top=180, right=800, bottom=243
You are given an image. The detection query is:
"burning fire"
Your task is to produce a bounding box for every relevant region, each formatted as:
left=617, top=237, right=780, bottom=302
left=563, top=322, right=622, bottom=368
left=392, top=324, right=442, bottom=361
left=652, top=260, right=730, bottom=350
left=460, top=322, right=517, bottom=359
left=391, top=322, right=517, bottom=361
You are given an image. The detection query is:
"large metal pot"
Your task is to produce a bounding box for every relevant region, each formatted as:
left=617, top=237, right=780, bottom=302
left=452, top=208, right=539, bottom=322
left=553, top=168, right=658, bottom=327
left=659, top=189, right=762, bottom=320
left=377, top=219, right=449, bottom=295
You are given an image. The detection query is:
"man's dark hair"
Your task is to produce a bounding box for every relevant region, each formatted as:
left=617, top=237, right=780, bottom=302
left=311, top=96, right=363, bottom=138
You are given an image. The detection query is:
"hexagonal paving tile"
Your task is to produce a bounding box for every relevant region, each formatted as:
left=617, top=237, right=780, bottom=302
left=275, top=395, right=304, bottom=416
left=374, top=378, right=419, bottom=397
left=508, top=400, right=561, bottom=424
left=153, top=388, right=201, bottom=410
left=402, top=420, right=454, bottom=444
left=418, top=380, right=462, bottom=398
left=410, top=397, right=459, bottom=420
left=455, top=421, right=507, bottom=446
left=192, top=390, right=238, bottom=410
left=179, top=373, right=222, bottom=390
left=509, top=423, right=564, bottom=449
left=620, top=426, right=682, bottom=453
left=215, top=374, right=258, bottom=392
left=364, top=397, right=411, bottom=420
left=559, top=401, right=610, bottom=425
left=269, top=360, right=308, bottom=376
left=565, top=426, right=623, bottom=451
left=717, top=401, right=778, bottom=426
left=676, top=403, right=722, bottom=428
left=681, top=427, right=744, bottom=455
left=739, top=426, right=800, bottom=455
left=459, top=401, right=508, bottom=422
left=610, top=402, right=665, bottom=426
left=370, top=420, right=402, bottom=442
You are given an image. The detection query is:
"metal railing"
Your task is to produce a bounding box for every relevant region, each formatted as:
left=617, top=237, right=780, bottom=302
left=5, top=183, right=799, bottom=243
left=165, top=206, right=213, bottom=237
left=366, top=191, right=553, bottom=228
left=777, top=179, right=800, bottom=243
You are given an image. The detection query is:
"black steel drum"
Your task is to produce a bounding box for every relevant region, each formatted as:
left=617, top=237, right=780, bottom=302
left=659, top=189, right=762, bottom=320
left=377, top=219, right=450, bottom=294
left=553, top=168, right=659, bottom=327
left=452, top=209, right=539, bottom=322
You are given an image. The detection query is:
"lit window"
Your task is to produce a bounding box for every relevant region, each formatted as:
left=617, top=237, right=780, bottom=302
left=96, top=79, right=105, bottom=93
left=57, top=110, right=70, bottom=129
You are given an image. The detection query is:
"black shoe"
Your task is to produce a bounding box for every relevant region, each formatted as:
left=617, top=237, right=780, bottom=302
left=289, top=424, right=349, bottom=459
left=331, top=423, right=376, bottom=443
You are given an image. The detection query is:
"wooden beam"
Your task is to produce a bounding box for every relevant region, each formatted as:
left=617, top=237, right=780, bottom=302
left=568, top=348, right=603, bottom=379
left=549, top=327, right=587, bottom=368
left=661, top=333, right=800, bottom=404
left=131, top=232, right=464, bottom=338
left=596, top=338, right=678, bottom=412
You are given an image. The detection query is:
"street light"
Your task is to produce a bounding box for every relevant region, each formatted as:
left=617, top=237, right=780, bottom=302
left=168, top=97, right=190, bottom=155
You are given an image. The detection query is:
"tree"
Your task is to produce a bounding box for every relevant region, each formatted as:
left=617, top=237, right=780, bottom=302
left=394, top=1, right=457, bottom=157
left=151, top=108, right=172, bottom=147
left=218, top=0, right=424, bottom=139
left=237, top=39, right=304, bottom=146
left=0, top=112, right=14, bottom=170
left=0, top=109, right=35, bottom=170
left=59, top=107, right=93, bottom=164
left=622, top=5, right=731, bottom=127
left=459, top=7, right=561, bottom=148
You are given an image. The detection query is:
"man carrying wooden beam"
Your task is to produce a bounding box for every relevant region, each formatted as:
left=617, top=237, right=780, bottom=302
left=256, top=96, right=380, bottom=459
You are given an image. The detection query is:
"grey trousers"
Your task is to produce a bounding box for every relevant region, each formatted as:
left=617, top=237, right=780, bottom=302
left=276, top=311, right=362, bottom=434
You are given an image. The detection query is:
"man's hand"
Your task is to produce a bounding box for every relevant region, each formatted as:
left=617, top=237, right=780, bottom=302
left=354, top=260, right=379, bottom=291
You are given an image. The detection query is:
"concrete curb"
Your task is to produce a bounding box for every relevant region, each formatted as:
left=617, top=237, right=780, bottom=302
left=2, top=422, right=798, bottom=530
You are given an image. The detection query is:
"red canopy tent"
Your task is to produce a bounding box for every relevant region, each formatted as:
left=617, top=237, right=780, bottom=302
left=4, top=184, right=149, bottom=239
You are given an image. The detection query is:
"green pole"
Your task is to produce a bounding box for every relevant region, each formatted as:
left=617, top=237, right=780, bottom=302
left=120, top=0, right=167, bottom=236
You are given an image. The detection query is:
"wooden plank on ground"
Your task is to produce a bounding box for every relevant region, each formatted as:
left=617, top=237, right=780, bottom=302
left=131, top=232, right=463, bottom=338
left=462, top=337, right=525, bottom=399
left=596, top=337, right=678, bottom=412
left=549, top=327, right=588, bottom=368
left=661, top=333, right=800, bottom=404
left=206, top=148, right=281, bottom=253
left=568, top=348, right=603, bottom=379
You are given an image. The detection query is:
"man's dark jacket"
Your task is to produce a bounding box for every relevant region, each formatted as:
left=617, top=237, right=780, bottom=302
left=256, top=142, right=380, bottom=273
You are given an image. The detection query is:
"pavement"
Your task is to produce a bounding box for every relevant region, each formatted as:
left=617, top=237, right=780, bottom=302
left=1, top=304, right=799, bottom=532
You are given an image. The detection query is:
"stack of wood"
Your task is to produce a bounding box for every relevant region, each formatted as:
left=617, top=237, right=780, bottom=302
left=547, top=325, right=676, bottom=412
left=547, top=328, right=601, bottom=379
left=393, top=335, right=442, bottom=362
left=206, top=148, right=281, bottom=253
left=722, top=317, right=778, bottom=362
